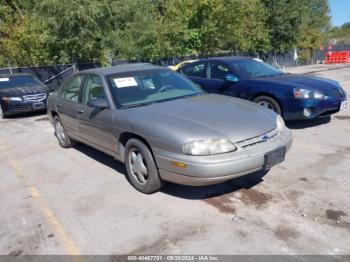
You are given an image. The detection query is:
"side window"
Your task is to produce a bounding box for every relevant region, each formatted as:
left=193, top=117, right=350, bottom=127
left=82, top=75, right=106, bottom=105
left=182, top=63, right=206, bottom=78
left=208, top=62, right=230, bottom=80
left=61, top=75, right=83, bottom=102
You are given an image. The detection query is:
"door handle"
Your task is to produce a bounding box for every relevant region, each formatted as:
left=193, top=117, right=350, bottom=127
left=77, top=108, right=84, bottom=114
left=56, top=103, right=62, bottom=108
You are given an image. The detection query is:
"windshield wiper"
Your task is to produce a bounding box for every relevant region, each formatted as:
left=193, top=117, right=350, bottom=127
left=120, top=101, right=156, bottom=109
left=254, top=73, right=284, bottom=78
left=181, top=92, right=204, bottom=99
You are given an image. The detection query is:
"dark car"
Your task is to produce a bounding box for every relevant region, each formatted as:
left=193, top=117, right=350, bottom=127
left=178, top=57, right=348, bottom=120
left=47, top=64, right=292, bottom=194
left=0, top=73, right=51, bottom=118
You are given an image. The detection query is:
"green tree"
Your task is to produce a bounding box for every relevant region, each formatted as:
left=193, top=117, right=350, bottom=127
left=153, top=0, right=270, bottom=57
left=0, top=0, right=335, bottom=67
left=0, top=1, right=50, bottom=67
left=297, top=0, right=331, bottom=62
left=112, top=0, right=157, bottom=61
left=262, top=0, right=306, bottom=53
left=218, top=0, right=270, bottom=53
left=33, top=0, right=157, bottom=64
left=330, top=22, right=350, bottom=44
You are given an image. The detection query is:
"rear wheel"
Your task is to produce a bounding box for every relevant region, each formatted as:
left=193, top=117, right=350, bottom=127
left=125, top=138, right=164, bottom=194
left=253, top=95, right=282, bottom=115
left=54, top=116, right=76, bottom=148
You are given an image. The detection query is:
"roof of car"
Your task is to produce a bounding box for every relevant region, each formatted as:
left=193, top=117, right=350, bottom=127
left=81, top=63, right=163, bottom=76
left=203, top=56, right=253, bottom=62
left=0, top=73, right=34, bottom=78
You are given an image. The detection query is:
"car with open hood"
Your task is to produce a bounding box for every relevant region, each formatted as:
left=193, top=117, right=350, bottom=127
left=178, top=57, right=348, bottom=120
left=47, top=64, right=293, bottom=194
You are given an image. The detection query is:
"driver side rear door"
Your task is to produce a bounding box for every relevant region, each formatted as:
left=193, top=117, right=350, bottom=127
left=56, top=74, right=84, bottom=139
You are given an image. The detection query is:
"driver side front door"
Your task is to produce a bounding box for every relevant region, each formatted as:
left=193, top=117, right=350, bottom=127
left=207, top=61, right=243, bottom=98
left=77, top=74, right=116, bottom=155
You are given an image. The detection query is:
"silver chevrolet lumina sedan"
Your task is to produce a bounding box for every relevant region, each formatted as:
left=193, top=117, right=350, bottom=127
left=47, top=64, right=293, bottom=194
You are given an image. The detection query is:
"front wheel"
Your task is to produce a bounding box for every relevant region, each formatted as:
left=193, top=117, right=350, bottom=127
left=125, top=138, right=164, bottom=194
left=253, top=95, right=282, bottom=115
left=54, top=116, right=76, bottom=148
left=0, top=104, right=6, bottom=119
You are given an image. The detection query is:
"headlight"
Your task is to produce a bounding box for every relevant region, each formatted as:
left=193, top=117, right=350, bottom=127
left=2, top=96, right=23, bottom=101
left=313, top=90, right=325, bottom=99
left=293, top=88, right=325, bottom=99
left=183, top=139, right=237, bottom=156
left=276, top=115, right=285, bottom=132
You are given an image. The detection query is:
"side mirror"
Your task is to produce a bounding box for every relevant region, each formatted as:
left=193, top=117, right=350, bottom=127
left=87, top=98, right=108, bottom=109
left=225, top=74, right=239, bottom=83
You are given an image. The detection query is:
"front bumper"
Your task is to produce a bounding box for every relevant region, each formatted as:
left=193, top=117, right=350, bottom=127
left=154, top=128, right=293, bottom=186
left=2, top=100, right=47, bottom=115
left=283, top=97, right=347, bottom=120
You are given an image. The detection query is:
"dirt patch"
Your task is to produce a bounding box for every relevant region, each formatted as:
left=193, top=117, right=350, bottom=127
left=35, top=116, right=49, bottom=121
left=129, top=225, right=205, bottom=254
left=286, top=190, right=303, bottom=202
left=274, top=226, right=299, bottom=242
left=326, top=209, right=347, bottom=221
left=277, top=166, right=287, bottom=170
left=319, top=147, right=350, bottom=168
left=237, top=188, right=273, bottom=208
left=334, top=116, right=350, bottom=121
left=318, top=210, right=350, bottom=230
left=202, top=195, right=236, bottom=214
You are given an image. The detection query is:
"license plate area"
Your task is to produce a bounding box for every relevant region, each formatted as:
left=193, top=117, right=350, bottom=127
left=340, top=100, right=348, bottom=111
left=264, top=147, right=286, bottom=170
left=33, top=102, right=44, bottom=109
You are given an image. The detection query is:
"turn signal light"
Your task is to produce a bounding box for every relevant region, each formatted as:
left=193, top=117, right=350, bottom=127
left=171, top=161, right=187, bottom=168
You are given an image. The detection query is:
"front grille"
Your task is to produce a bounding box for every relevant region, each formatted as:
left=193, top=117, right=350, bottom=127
left=8, top=104, right=33, bottom=112
left=236, top=129, right=278, bottom=149
left=23, top=93, right=47, bottom=102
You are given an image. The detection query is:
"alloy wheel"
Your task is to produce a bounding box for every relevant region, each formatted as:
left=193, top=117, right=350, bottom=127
left=55, top=120, right=66, bottom=144
left=128, top=148, right=148, bottom=185
left=258, top=100, right=275, bottom=111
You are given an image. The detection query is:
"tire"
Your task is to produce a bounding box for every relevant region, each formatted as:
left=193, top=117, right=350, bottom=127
left=124, top=138, right=164, bottom=194
left=0, top=104, right=6, bottom=119
left=53, top=116, right=76, bottom=148
left=253, top=95, right=282, bottom=115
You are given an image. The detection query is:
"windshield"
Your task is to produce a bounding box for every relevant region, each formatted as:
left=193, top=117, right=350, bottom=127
left=0, top=75, right=42, bottom=89
left=231, top=59, right=283, bottom=78
left=106, top=69, right=203, bottom=108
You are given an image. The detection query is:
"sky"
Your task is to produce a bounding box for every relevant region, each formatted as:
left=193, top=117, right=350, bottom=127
left=328, top=0, right=350, bottom=26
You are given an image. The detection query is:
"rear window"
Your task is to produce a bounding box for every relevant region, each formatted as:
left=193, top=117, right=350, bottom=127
left=0, top=75, right=42, bottom=89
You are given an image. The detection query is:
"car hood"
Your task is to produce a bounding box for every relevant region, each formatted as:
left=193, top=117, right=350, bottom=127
left=128, top=94, right=277, bottom=143
left=254, top=73, right=340, bottom=90
left=0, top=84, right=49, bottom=97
